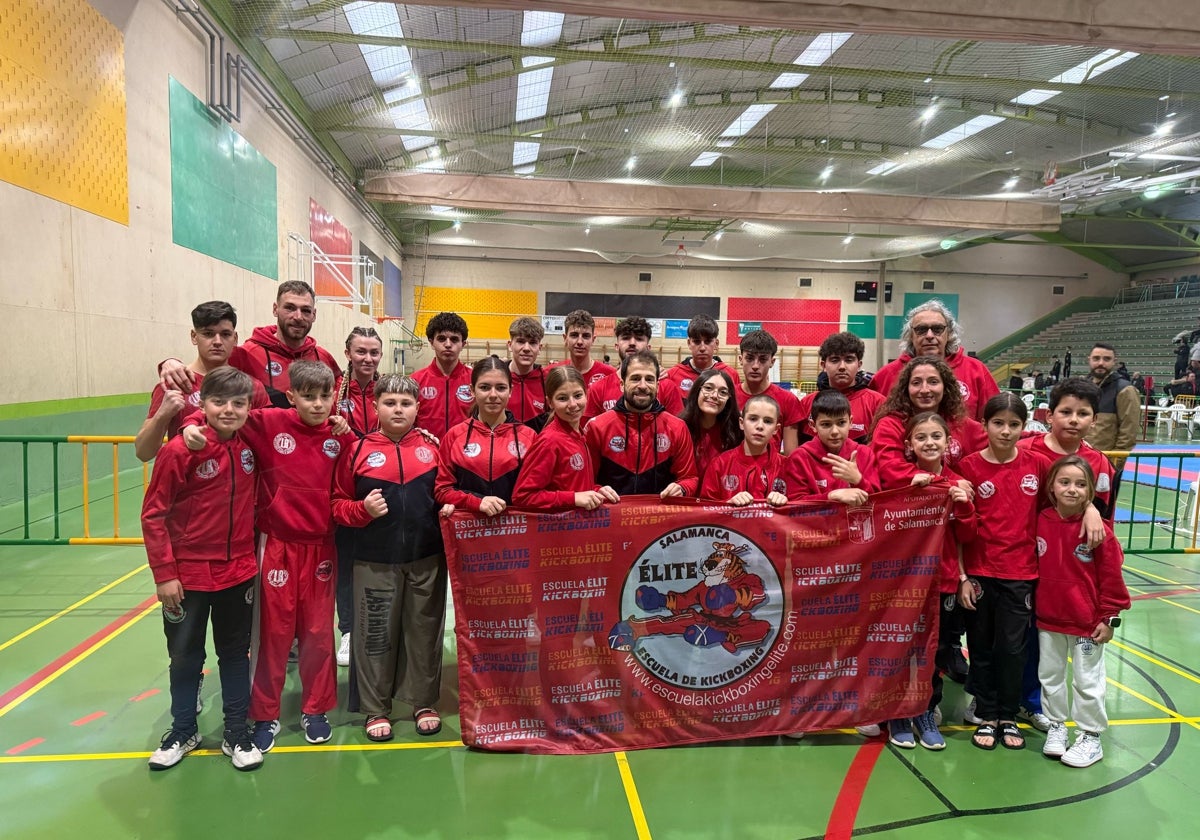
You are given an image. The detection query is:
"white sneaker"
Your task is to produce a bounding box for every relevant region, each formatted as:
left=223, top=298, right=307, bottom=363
left=148, top=730, right=201, bottom=770
left=855, top=724, right=882, bottom=737
left=1061, top=731, right=1104, bottom=767
left=1020, top=707, right=1052, bottom=732
left=963, top=696, right=983, bottom=725
left=337, top=633, right=351, bottom=667
left=783, top=731, right=807, bottom=740
left=222, top=732, right=264, bottom=771
left=1043, top=722, right=1069, bottom=757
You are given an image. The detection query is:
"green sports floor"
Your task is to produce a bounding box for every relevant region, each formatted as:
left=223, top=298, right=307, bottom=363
left=3, top=458, right=1200, bottom=839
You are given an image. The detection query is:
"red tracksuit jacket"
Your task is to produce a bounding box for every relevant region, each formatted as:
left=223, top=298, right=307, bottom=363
left=784, top=437, right=881, bottom=500
left=509, top=366, right=548, bottom=425
left=512, top=415, right=601, bottom=511
left=957, top=448, right=1051, bottom=580
left=699, top=445, right=788, bottom=501
left=664, top=358, right=740, bottom=396
left=548, top=359, right=615, bottom=388
left=435, top=414, right=536, bottom=512
left=733, top=382, right=804, bottom=445
left=412, top=360, right=474, bottom=439
left=691, top=423, right=734, bottom=487
left=871, top=411, right=986, bottom=488
left=1035, top=510, right=1130, bottom=635
left=146, top=374, right=270, bottom=441
left=585, top=401, right=699, bottom=496
left=331, top=430, right=443, bottom=565
left=333, top=375, right=378, bottom=437
left=141, top=429, right=258, bottom=590
left=230, top=325, right=340, bottom=408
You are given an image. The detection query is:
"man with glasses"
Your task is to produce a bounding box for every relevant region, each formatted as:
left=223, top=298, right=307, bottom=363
left=868, top=300, right=999, bottom=421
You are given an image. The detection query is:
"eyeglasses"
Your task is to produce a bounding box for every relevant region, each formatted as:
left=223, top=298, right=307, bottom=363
left=912, top=323, right=947, bottom=336
left=698, top=385, right=731, bottom=398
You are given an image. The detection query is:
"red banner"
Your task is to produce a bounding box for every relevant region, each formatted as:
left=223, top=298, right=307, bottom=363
left=441, top=487, right=949, bottom=754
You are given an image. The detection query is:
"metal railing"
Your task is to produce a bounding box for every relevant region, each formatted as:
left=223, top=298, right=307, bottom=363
left=0, top=435, right=148, bottom=545
left=1112, top=449, right=1200, bottom=554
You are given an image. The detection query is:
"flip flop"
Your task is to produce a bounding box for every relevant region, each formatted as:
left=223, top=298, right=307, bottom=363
left=972, top=722, right=998, bottom=750
left=365, top=716, right=393, bottom=742
left=999, top=721, right=1026, bottom=750
left=414, top=707, right=442, bottom=736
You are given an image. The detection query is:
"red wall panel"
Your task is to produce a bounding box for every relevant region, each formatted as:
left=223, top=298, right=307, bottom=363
left=725, top=298, right=842, bottom=346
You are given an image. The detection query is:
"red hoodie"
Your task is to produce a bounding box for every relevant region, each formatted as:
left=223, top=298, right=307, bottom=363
left=784, top=438, right=880, bottom=500
left=508, top=365, right=548, bottom=424
left=333, top=375, right=378, bottom=437
left=869, top=350, right=1000, bottom=422
left=141, top=428, right=258, bottom=590
left=146, top=374, right=270, bottom=441
left=1035, top=510, right=1129, bottom=635
left=512, top=415, right=601, bottom=511
left=871, top=411, right=986, bottom=488
left=665, top=359, right=740, bottom=396
left=412, top=360, right=474, bottom=439
left=230, top=326, right=339, bottom=408
left=796, top=387, right=885, bottom=444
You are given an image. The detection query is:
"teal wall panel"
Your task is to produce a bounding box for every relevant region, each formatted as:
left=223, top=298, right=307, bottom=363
left=169, top=77, right=278, bottom=278
left=847, top=315, right=876, bottom=340
left=901, top=292, right=960, bottom=318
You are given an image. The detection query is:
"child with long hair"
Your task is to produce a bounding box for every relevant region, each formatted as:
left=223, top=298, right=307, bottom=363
left=436, top=356, right=536, bottom=516
left=881, top=412, right=976, bottom=750
left=1036, top=456, right=1129, bottom=768
left=332, top=374, right=447, bottom=742
left=679, top=368, right=742, bottom=486
left=511, top=366, right=619, bottom=511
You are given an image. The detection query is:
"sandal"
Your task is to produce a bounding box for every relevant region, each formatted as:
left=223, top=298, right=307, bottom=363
left=972, top=722, right=998, bottom=751
left=999, top=721, right=1025, bottom=750
left=365, top=716, right=393, bottom=742
left=414, top=707, right=442, bottom=736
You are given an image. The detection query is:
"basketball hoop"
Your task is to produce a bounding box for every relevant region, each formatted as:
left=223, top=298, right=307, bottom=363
left=674, top=243, right=689, bottom=268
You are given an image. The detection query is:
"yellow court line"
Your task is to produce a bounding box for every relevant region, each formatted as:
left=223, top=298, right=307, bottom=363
left=614, top=751, right=652, bottom=840
left=1158, top=598, right=1200, bottom=617
left=1111, top=639, right=1200, bottom=688
left=1124, top=564, right=1199, bottom=589
left=0, top=564, right=148, bottom=653
left=0, top=603, right=158, bottom=719
left=1106, top=676, right=1200, bottom=731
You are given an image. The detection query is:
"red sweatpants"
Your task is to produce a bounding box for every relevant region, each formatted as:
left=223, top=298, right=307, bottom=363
left=249, top=535, right=337, bottom=720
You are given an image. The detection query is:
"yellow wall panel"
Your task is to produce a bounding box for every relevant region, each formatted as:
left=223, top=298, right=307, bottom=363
left=415, top=287, right=538, bottom=340
left=0, top=0, right=129, bottom=224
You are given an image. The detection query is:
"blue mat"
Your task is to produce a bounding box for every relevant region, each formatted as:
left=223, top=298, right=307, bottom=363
left=1112, top=508, right=1166, bottom=523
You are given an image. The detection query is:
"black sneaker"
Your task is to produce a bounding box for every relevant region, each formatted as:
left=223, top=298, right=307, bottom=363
left=148, top=730, right=201, bottom=770
left=947, top=647, right=969, bottom=684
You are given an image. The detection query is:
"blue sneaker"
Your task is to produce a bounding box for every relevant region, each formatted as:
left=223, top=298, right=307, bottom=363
left=302, top=713, right=332, bottom=744
left=913, top=710, right=946, bottom=750
left=251, top=719, right=280, bottom=753
left=888, top=718, right=916, bottom=749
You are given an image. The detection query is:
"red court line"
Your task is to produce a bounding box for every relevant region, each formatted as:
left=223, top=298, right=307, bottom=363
left=825, top=737, right=887, bottom=839
left=1132, top=588, right=1198, bottom=601
left=0, top=596, right=157, bottom=713
left=6, top=738, right=45, bottom=756
left=130, top=689, right=160, bottom=703
left=71, top=711, right=106, bottom=727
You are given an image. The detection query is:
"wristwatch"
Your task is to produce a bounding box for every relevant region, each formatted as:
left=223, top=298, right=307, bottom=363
left=1104, top=616, right=1122, bottom=628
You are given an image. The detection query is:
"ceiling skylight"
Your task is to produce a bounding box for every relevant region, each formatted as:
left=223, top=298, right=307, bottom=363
left=513, top=141, right=540, bottom=168
left=770, top=32, right=853, bottom=89
left=920, top=115, right=1006, bottom=150
left=1049, top=49, right=1139, bottom=84
left=691, top=152, right=722, bottom=167
left=720, top=104, right=777, bottom=138
left=512, top=12, right=565, bottom=170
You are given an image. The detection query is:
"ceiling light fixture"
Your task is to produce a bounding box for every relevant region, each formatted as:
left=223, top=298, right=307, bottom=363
left=669, top=90, right=684, bottom=107
left=626, top=156, right=637, bottom=170
left=923, top=76, right=933, bottom=83
left=1004, top=176, right=1019, bottom=189
left=842, top=234, right=854, bottom=244
left=921, top=104, right=938, bottom=121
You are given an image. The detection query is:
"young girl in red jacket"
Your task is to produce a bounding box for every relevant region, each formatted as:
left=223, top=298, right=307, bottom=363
left=1036, top=455, right=1129, bottom=768
left=436, top=355, right=536, bottom=516
left=699, top=395, right=788, bottom=505
left=332, top=374, right=446, bottom=742
left=511, top=365, right=619, bottom=511
left=881, top=412, right=976, bottom=751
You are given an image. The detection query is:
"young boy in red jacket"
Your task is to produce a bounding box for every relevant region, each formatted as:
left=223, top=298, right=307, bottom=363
left=785, top=390, right=880, bottom=502
left=142, top=367, right=263, bottom=771
left=182, top=360, right=356, bottom=751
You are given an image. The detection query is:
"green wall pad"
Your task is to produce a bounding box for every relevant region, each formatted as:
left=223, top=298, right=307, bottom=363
left=169, top=77, right=278, bottom=278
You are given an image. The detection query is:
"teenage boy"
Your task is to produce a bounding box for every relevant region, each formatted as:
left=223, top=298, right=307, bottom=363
left=506, top=316, right=548, bottom=424
left=585, top=317, right=682, bottom=423
left=161, top=281, right=339, bottom=408
left=551, top=309, right=615, bottom=387
left=137, top=301, right=269, bottom=462
left=665, top=314, right=740, bottom=395
left=142, top=367, right=263, bottom=771
left=785, top=390, right=880, bottom=502
left=585, top=350, right=698, bottom=498
left=797, top=332, right=885, bottom=445
left=1020, top=378, right=1114, bottom=519
left=412, top=311, right=473, bottom=439
left=182, top=361, right=357, bottom=751
left=733, top=330, right=803, bottom=453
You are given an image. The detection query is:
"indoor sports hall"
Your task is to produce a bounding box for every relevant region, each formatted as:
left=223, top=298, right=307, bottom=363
left=3, top=1, right=1200, bottom=838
